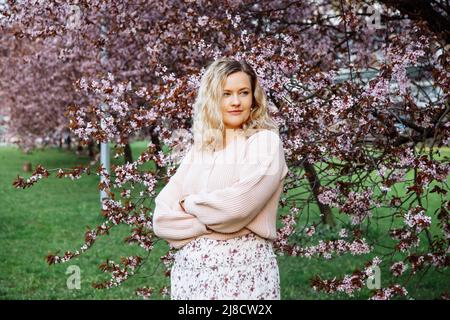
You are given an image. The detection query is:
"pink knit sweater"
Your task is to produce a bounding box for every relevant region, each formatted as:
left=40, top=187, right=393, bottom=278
left=152, top=129, right=289, bottom=249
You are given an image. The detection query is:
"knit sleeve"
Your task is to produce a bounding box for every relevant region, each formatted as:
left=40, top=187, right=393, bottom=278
left=182, top=130, right=288, bottom=234
left=152, top=146, right=210, bottom=241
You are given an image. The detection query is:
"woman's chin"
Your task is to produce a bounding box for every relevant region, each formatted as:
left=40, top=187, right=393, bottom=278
left=224, top=123, right=244, bottom=130
left=224, top=117, right=248, bottom=129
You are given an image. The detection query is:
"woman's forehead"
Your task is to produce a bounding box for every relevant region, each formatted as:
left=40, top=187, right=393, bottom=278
left=223, top=72, right=251, bottom=90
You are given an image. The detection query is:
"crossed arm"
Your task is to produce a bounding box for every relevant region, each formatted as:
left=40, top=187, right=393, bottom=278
left=152, top=130, right=288, bottom=241
left=180, top=130, right=287, bottom=233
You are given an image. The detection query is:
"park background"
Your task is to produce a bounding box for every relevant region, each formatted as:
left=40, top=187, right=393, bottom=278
left=1, top=1, right=449, bottom=299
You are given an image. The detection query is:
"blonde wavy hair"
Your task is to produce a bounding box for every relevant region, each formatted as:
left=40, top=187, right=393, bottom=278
left=191, top=57, right=279, bottom=153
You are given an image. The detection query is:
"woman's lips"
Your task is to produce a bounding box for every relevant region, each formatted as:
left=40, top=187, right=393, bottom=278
left=228, top=110, right=243, bottom=115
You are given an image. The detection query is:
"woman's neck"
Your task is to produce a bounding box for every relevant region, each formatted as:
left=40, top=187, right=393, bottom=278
left=222, top=128, right=243, bottom=148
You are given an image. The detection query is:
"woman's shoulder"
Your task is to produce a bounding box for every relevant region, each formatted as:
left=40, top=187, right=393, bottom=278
left=246, top=129, right=281, bottom=146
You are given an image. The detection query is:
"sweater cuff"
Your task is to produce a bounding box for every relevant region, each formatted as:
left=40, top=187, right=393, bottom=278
left=190, top=215, right=209, bottom=234
left=183, top=194, right=203, bottom=216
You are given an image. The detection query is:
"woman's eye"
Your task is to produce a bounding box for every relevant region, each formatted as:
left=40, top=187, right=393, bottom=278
left=223, top=92, right=248, bottom=96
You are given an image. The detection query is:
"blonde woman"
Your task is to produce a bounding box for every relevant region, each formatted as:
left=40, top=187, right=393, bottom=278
left=153, top=57, right=289, bottom=300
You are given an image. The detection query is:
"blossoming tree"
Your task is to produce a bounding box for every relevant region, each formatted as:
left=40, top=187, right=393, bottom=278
left=3, top=0, right=449, bottom=299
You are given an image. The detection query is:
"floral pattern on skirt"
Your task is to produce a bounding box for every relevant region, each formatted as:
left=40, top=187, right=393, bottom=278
left=170, top=233, right=280, bottom=300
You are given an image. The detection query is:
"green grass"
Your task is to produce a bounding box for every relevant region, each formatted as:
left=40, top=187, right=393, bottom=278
left=0, top=143, right=448, bottom=299
left=0, top=142, right=168, bottom=300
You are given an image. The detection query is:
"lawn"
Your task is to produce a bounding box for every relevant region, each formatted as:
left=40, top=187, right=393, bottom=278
left=0, top=142, right=448, bottom=299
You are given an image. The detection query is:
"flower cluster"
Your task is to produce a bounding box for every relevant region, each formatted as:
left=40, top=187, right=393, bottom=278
left=407, top=250, right=450, bottom=274
left=339, top=189, right=374, bottom=225
left=369, top=285, right=409, bottom=300
left=135, top=286, right=154, bottom=300
left=390, top=261, right=408, bottom=277
left=404, top=206, right=432, bottom=232
left=56, top=165, right=90, bottom=180
left=160, top=249, right=177, bottom=278
left=390, top=228, right=420, bottom=252
left=305, top=225, right=316, bottom=237
left=277, top=238, right=372, bottom=260
left=302, top=238, right=372, bottom=259
left=317, top=188, right=340, bottom=206
left=123, top=216, right=155, bottom=251
left=339, top=228, right=348, bottom=238
left=12, top=165, right=50, bottom=189
left=93, top=256, right=143, bottom=289
left=311, top=257, right=382, bottom=297
left=67, top=75, right=158, bottom=145
left=273, top=207, right=299, bottom=253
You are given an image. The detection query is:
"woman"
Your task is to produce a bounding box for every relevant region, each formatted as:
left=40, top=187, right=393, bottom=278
left=152, top=57, right=289, bottom=300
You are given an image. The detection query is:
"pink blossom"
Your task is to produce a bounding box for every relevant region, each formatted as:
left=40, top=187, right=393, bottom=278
left=390, top=261, right=408, bottom=277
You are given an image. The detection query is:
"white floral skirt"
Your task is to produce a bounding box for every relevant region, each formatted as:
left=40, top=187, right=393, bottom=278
left=170, top=232, right=280, bottom=300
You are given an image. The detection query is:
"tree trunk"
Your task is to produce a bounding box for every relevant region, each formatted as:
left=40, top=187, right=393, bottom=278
left=150, top=129, right=163, bottom=168
left=124, top=143, right=133, bottom=164
left=87, top=139, right=95, bottom=159
left=303, top=161, right=336, bottom=227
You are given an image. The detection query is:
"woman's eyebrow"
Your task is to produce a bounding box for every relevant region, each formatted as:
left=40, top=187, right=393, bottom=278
left=223, top=87, right=250, bottom=91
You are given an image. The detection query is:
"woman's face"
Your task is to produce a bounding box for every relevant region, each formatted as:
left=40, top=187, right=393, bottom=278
left=220, top=71, right=253, bottom=130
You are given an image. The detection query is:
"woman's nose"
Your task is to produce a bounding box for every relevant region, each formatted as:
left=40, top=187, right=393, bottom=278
left=231, top=94, right=241, bottom=105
